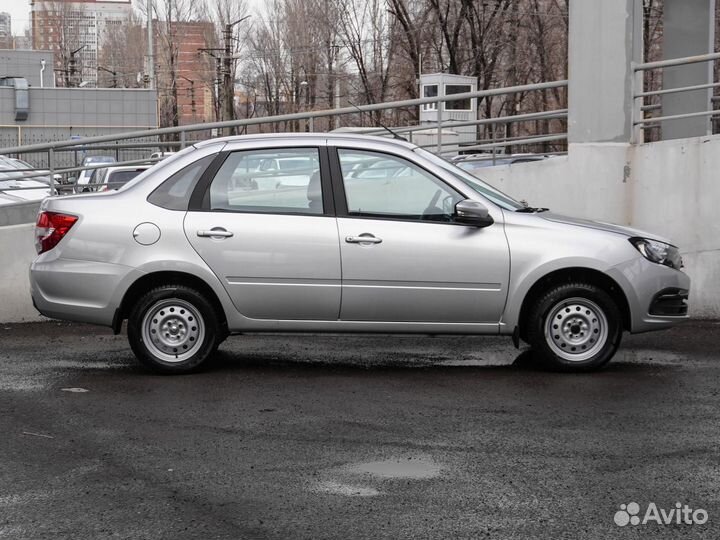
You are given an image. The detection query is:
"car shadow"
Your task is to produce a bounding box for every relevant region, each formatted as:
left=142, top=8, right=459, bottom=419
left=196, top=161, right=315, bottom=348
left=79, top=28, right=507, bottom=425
left=201, top=347, right=677, bottom=376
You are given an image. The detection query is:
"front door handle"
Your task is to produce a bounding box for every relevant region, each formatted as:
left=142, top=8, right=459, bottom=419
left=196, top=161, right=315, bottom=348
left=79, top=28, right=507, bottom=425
left=197, top=228, right=234, bottom=239
left=345, top=234, right=382, bottom=244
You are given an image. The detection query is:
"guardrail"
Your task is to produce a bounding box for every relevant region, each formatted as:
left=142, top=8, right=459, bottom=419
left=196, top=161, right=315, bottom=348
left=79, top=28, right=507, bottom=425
left=633, top=52, right=720, bottom=141
left=0, top=79, right=568, bottom=204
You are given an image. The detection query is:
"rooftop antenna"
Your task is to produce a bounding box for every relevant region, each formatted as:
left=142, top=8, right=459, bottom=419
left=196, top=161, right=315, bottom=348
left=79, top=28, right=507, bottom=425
left=347, top=100, right=406, bottom=141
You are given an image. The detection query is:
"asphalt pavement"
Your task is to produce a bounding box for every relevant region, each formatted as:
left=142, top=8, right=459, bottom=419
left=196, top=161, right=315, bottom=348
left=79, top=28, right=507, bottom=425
left=1, top=321, right=719, bottom=539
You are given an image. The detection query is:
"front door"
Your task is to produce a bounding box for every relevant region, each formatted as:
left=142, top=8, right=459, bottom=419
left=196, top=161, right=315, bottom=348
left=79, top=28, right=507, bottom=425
left=333, top=148, right=510, bottom=323
left=184, top=146, right=341, bottom=320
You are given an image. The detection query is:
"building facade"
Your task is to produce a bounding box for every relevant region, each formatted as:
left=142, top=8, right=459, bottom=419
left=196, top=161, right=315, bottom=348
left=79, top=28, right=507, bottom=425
left=154, top=20, right=216, bottom=127
left=30, top=0, right=131, bottom=87
left=0, top=12, right=12, bottom=50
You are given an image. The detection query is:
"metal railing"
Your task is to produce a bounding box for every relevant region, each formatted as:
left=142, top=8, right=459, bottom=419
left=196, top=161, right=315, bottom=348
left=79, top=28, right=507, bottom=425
left=633, top=51, right=720, bottom=141
left=0, top=79, right=568, bottom=205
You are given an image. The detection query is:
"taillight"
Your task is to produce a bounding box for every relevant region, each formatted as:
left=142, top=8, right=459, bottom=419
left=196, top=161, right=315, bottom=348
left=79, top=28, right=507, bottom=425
left=35, top=211, right=78, bottom=254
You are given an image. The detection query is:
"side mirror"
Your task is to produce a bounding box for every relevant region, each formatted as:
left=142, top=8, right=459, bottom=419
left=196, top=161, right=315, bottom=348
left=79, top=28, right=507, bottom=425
left=454, top=199, right=494, bottom=228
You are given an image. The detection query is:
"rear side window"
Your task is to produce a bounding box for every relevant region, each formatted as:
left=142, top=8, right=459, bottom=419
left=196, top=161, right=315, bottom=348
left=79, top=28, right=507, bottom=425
left=207, top=148, right=322, bottom=215
left=148, top=154, right=216, bottom=211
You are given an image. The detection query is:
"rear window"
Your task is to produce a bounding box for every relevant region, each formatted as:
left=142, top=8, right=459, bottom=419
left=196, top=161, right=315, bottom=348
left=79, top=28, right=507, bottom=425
left=148, top=154, right=216, bottom=211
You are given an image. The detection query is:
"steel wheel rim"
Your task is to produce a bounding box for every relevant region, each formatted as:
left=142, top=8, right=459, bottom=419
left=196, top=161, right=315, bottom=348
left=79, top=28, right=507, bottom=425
left=141, top=299, right=205, bottom=363
left=544, top=297, right=608, bottom=362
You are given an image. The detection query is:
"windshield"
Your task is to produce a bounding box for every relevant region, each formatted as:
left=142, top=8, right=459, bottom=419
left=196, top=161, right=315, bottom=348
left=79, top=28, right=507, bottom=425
left=414, top=148, right=525, bottom=211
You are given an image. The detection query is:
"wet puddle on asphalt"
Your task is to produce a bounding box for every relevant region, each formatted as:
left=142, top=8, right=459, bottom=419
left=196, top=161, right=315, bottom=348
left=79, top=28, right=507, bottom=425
left=349, top=457, right=442, bottom=480
left=310, top=456, right=442, bottom=497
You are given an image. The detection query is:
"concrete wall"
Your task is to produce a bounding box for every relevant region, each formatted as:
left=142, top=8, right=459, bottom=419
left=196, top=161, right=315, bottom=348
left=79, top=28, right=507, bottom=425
left=479, top=135, right=720, bottom=317
left=0, top=223, right=43, bottom=322
left=0, top=87, right=158, bottom=149
left=661, top=0, right=716, bottom=139
left=568, top=0, right=642, bottom=143
left=0, top=49, right=55, bottom=88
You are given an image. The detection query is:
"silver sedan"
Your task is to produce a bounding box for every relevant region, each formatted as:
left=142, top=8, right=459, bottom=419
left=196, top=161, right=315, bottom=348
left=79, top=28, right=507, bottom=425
left=30, top=134, right=690, bottom=373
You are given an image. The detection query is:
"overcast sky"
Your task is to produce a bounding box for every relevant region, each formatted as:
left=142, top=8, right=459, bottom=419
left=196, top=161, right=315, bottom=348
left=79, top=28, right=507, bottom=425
left=3, top=0, right=266, bottom=36
left=4, top=0, right=32, bottom=36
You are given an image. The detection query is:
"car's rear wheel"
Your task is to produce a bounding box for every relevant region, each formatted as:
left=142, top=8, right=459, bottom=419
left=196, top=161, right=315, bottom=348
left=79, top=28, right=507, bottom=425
left=527, top=282, right=622, bottom=371
left=127, top=285, right=221, bottom=374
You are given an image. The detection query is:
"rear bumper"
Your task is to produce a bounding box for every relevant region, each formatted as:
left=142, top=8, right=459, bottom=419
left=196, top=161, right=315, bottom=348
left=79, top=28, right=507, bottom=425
left=607, top=257, right=691, bottom=334
left=30, top=256, right=142, bottom=327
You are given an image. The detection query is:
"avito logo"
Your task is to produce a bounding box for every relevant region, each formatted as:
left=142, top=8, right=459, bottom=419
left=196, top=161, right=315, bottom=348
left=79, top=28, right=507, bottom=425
left=614, top=502, right=708, bottom=526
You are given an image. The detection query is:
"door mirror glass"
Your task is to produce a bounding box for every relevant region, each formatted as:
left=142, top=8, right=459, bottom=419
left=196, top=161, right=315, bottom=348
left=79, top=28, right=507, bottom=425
left=454, top=199, right=494, bottom=227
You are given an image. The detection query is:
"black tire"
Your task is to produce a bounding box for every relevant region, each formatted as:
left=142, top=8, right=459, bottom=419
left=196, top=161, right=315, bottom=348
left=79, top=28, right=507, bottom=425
left=127, top=285, right=222, bottom=374
left=526, top=282, right=622, bottom=372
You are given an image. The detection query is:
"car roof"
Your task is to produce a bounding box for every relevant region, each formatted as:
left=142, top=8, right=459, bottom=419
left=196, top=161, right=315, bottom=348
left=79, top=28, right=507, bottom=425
left=192, top=132, right=418, bottom=151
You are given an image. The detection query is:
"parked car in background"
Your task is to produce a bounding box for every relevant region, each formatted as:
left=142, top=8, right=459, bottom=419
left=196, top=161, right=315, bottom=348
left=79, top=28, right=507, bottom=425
left=255, top=156, right=319, bottom=189
left=30, top=134, right=689, bottom=374
left=0, top=155, right=53, bottom=205
left=151, top=152, right=177, bottom=160
left=452, top=153, right=551, bottom=174
left=0, top=155, right=59, bottom=186
left=86, top=165, right=151, bottom=192
left=74, top=156, right=116, bottom=192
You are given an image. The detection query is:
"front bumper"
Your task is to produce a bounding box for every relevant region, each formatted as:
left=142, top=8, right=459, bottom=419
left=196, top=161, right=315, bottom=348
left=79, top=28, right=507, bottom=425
left=607, top=257, right=691, bottom=334
left=649, top=288, right=689, bottom=316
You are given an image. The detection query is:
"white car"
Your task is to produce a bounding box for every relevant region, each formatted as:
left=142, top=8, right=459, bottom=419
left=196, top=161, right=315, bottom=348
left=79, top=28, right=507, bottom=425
left=151, top=152, right=177, bottom=160
left=75, top=156, right=116, bottom=192
left=86, top=165, right=151, bottom=192
left=0, top=156, right=52, bottom=205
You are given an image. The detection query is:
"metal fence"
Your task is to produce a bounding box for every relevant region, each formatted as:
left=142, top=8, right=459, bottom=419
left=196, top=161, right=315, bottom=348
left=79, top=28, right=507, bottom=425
left=0, top=79, right=569, bottom=203
left=633, top=51, right=720, bottom=142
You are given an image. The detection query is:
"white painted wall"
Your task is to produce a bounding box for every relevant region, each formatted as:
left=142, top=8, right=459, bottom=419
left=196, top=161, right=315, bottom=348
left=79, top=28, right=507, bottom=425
left=480, top=136, right=720, bottom=317
left=0, top=224, right=44, bottom=322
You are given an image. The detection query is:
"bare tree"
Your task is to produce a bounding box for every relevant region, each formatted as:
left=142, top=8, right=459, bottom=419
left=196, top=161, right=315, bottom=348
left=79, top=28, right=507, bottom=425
left=98, top=12, right=147, bottom=88
left=337, top=0, right=397, bottom=122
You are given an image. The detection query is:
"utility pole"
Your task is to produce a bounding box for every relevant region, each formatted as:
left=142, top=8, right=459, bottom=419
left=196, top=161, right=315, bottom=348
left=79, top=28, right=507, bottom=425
left=223, top=23, right=234, bottom=134
left=68, top=45, right=86, bottom=88
left=222, top=15, right=251, bottom=135
left=146, top=0, right=155, bottom=89
left=216, top=57, right=222, bottom=124
left=179, top=75, right=196, bottom=123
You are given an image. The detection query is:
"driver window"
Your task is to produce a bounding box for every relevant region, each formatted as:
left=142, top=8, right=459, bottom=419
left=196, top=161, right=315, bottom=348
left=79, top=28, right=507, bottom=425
left=337, top=149, right=463, bottom=221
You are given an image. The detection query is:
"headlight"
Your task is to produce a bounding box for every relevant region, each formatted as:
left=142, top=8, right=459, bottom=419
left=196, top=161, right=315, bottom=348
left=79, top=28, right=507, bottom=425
left=629, top=237, right=682, bottom=270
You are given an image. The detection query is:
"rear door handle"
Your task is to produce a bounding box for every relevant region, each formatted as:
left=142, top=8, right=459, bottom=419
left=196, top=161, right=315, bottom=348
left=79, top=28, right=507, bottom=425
left=345, top=234, right=382, bottom=244
left=197, top=228, right=234, bottom=239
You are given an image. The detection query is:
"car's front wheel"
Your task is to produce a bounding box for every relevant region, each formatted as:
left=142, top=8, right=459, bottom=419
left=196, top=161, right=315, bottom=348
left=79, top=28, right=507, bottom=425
left=527, top=282, right=622, bottom=371
left=127, top=285, right=221, bottom=374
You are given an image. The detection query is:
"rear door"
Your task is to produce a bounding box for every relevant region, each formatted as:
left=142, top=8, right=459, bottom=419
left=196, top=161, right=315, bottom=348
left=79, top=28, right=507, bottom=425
left=184, top=144, right=341, bottom=321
